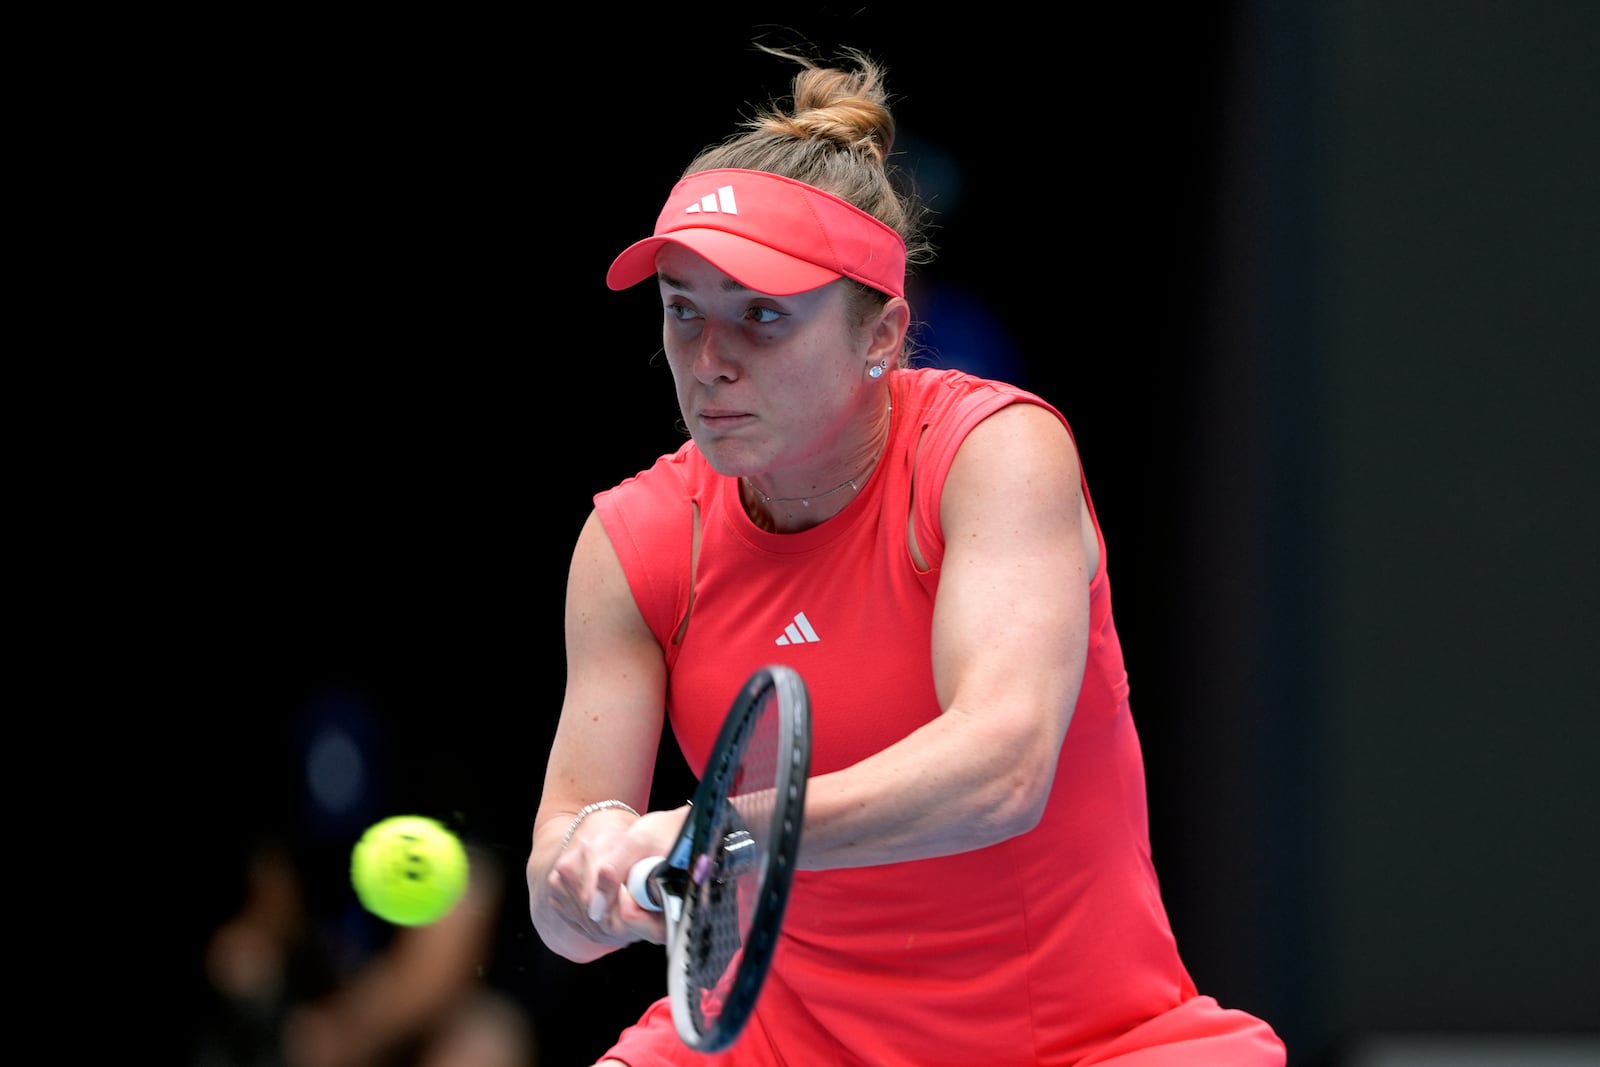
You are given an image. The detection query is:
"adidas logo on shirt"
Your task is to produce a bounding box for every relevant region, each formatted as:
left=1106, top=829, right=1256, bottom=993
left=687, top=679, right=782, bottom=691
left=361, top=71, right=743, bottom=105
left=685, top=185, right=738, bottom=216
left=775, top=612, right=819, bottom=646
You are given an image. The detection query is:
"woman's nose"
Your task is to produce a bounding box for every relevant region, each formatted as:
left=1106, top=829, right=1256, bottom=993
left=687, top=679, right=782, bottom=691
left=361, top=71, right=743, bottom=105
left=692, top=323, right=738, bottom=384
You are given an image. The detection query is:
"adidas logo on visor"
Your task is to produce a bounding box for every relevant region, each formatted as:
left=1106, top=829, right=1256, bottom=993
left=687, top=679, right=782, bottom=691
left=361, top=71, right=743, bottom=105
left=685, top=185, right=738, bottom=215
left=604, top=168, right=907, bottom=299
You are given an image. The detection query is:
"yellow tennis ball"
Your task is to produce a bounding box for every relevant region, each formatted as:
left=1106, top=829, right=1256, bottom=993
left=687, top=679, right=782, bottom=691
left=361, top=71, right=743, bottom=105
left=350, top=815, right=469, bottom=926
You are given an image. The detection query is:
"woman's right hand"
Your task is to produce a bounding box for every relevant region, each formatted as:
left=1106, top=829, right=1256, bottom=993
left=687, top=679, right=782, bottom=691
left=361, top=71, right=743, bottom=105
left=539, top=803, right=685, bottom=956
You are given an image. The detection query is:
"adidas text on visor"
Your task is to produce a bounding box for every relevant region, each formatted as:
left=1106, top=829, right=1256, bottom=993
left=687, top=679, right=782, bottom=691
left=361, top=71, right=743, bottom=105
left=606, top=168, right=907, bottom=299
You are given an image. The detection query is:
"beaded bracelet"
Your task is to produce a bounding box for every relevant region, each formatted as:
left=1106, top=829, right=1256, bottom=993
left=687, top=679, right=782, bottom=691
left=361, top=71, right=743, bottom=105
left=559, top=799, right=641, bottom=851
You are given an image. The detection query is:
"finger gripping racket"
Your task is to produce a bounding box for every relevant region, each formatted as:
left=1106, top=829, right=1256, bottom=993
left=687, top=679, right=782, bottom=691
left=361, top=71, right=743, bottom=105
left=626, top=664, right=811, bottom=1052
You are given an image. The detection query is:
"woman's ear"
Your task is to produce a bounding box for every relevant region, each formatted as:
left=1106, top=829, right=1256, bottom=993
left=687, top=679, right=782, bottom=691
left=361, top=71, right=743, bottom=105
left=867, top=297, right=911, bottom=367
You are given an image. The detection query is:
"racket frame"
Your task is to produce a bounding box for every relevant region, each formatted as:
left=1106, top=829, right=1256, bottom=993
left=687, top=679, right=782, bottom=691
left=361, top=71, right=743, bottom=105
left=649, top=664, right=810, bottom=1051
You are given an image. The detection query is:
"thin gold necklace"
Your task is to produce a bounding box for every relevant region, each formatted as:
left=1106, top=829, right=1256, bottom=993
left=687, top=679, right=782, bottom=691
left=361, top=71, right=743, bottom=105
left=745, top=400, right=892, bottom=510
left=747, top=460, right=875, bottom=509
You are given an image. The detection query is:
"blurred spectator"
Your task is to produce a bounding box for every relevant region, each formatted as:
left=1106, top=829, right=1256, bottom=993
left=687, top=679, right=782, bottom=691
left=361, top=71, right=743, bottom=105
left=191, top=688, right=537, bottom=1067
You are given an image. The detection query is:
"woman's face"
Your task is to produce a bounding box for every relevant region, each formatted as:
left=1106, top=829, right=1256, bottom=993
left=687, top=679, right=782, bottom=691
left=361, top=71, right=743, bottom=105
left=654, top=245, right=880, bottom=480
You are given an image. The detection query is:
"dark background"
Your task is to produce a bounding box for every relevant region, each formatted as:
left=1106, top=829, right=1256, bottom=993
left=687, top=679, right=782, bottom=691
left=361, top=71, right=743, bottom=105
left=165, top=5, right=1597, bottom=1065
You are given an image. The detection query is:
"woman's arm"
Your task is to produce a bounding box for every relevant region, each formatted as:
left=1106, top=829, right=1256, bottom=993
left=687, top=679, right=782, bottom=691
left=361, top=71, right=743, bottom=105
left=527, top=509, right=675, bottom=962
left=797, top=402, right=1095, bottom=869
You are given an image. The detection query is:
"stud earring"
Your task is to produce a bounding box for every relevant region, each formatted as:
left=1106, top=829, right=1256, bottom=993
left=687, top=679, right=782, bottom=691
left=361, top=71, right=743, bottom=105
left=868, top=359, right=886, bottom=379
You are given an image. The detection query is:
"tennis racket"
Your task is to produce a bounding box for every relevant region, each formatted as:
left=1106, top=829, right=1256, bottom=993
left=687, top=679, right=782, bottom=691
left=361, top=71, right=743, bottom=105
left=626, top=664, right=811, bottom=1052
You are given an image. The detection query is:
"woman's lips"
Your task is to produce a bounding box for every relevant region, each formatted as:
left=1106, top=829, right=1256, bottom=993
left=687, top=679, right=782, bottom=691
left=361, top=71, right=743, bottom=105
left=697, top=409, right=754, bottom=427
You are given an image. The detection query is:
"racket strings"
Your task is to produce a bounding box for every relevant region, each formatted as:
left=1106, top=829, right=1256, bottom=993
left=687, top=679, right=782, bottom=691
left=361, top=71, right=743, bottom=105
left=682, top=685, right=783, bottom=1033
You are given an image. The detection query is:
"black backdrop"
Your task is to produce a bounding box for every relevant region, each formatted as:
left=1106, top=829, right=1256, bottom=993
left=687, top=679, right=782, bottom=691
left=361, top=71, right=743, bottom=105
left=175, top=12, right=1234, bottom=1063
left=168, top=7, right=1597, bottom=1066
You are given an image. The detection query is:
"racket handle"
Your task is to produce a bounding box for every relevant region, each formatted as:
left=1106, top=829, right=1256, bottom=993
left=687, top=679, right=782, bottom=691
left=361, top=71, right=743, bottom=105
left=628, top=856, right=666, bottom=912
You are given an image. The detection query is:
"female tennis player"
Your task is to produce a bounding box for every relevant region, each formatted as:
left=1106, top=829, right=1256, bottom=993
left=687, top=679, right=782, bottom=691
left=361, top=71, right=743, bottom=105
left=527, top=43, right=1287, bottom=1066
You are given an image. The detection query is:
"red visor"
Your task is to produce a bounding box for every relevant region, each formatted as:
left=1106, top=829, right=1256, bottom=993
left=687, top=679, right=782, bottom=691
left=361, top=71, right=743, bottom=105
left=606, top=168, right=906, bottom=299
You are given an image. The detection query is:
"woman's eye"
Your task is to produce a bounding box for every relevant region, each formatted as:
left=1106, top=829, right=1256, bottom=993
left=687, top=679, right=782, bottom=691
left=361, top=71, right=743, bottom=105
left=746, top=306, right=783, bottom=324
left=664, top=301, right=699, bottom=321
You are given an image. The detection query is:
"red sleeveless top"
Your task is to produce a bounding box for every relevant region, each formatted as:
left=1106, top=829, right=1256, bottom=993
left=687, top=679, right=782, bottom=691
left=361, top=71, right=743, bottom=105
left=595, top=368, right=1284, bottom=1065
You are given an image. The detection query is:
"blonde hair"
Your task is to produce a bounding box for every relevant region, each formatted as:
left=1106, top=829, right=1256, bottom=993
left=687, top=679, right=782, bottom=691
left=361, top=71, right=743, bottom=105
left=685, top=45, right=935, bottom=328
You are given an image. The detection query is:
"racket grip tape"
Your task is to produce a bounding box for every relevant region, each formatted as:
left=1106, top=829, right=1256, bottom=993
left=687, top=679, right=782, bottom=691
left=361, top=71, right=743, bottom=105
left=628, top=856, right=666, bottom=911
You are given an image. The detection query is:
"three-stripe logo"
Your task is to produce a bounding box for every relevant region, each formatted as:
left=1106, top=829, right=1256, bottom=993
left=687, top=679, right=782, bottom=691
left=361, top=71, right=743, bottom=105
left=774, top=612, right=820, bottom=646
left=685, top=185, right=738, bottom=216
